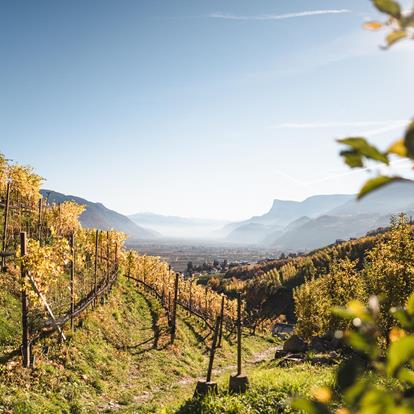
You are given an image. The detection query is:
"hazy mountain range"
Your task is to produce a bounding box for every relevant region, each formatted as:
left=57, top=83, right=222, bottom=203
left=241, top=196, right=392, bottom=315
left=219, top=183, right=414, bottom=250
left=42, top=182, right=414, bottom=252
left=41, top=190, right=159, bottom=240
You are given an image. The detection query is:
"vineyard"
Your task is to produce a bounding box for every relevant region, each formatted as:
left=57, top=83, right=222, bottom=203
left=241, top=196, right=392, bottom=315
left=5, top=152, right=414, bottom=413
left=0, top=153, right=241, bottom=376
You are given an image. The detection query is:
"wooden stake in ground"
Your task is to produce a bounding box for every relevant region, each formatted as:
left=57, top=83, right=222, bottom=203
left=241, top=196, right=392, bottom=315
left=204, top=285, right=208, bottom=316
left=93, top=230, right=99, bottom=307
left=194, top=316, right=221, bottom=398
left=189, top=276, right=193, bottom=312
left=168, top=291, right=171, bottom=318
left=1, top=182, right=11, bottom=271
left=70, top=233, right=75, bottom=330
left=229, top=292, right=249, bottom=393
left=170, top=272, right=179, bottom=343
left=20, top=232, right=31, bottom=368
left=106, top=231, right=110, bottom=284
left=37, top=198, right=42, bottom=245
left=217, top=295, right=225, bottom=348
left=114, top=242, right=118, bottom=272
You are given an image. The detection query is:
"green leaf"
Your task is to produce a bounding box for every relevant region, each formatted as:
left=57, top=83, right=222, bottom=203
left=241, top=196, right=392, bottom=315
left=392, top=309, right=414, bottom=330
left=386, top=30, right=406, bottom=46
left=407, top=293, right=414, bottom=315
left=387, top=336, right=414, bottom=376
left=337, top=358, right=365, bottom=392
left=358, top=176, right=401, bottom=199
left=373, top=0, right=402, bottom=18
left=359, top=388, right=395, bottom=412
left=338, top=137, right=389, bottom=164
left=291, top=399, right=330, bottom=414
left=404, top=121, right=414, bottom=158
left=393, top=407, right=414, bottom=414
left=340, top=149, right=364, bottom=168
left=332, top=306, right=356, bottom=320
left=398, top=368, right=414, bottom=385
left=344, top=378, right=370, bottom=408
left=347, top=331, right=376, bottom=355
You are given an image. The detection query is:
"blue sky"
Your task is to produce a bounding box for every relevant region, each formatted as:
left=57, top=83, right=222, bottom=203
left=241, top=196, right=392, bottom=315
left=1, top=0, right=413, bottom=220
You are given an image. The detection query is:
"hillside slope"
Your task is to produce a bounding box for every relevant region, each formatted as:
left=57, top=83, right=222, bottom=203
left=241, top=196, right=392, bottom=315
left=0, top=276, right=273, bottom=413
left=41, top=190, right=159, bottom=240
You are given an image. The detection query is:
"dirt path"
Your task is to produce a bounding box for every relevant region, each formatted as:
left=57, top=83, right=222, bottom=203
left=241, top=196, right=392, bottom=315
left=132, top=345, right=276, bottom=405
left=100, top=345, right=276, bottom=411
left=99, top=290, right=277, bottom=412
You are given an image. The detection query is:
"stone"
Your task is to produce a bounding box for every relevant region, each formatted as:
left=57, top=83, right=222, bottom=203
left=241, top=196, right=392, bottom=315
left=283, top=335, right=308, bottom=353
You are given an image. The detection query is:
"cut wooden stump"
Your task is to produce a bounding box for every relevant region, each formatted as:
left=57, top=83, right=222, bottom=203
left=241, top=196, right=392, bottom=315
left=193, top=380, right=218, bottom=398
left=229, top=374, right=249, bottom=394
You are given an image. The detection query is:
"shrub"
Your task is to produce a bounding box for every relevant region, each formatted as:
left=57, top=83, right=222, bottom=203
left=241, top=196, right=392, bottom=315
left=294, top=258, right=365, bottom=339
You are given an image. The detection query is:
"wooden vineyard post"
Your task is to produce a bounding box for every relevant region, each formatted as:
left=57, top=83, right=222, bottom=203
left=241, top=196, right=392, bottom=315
left=70, top=233, right=75, bottom=331
left=114, top=242, right=118, bottom=272
left=170, top=273, right=179, bottom=343
left=204, top=285, right=208, bottom=316
left=37, top=198, right=42, bottom=245
left=194, top=316, right=221, bottom=398
left=168, top=291, right=171, bottom=319
left=229, top=292, right=249, bottom=393
left=106, top=231, right=110, bottom=284
left=189, top=276, right=193, bottom=312
left=1, top=181, right=11, bottom=271
left=20, top=232, right=31, bottom=368
left=217, top=295, right=225, bottom=348
left=237, top=293, right=242, bottom=376
left=93, top=230, right=99, bottom=307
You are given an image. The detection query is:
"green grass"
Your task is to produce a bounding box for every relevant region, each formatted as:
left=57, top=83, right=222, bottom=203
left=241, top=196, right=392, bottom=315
left=0, top=276, right=21, bottom=350
left=168, top=362, right=334, bottom=414
left=0, top=276, right=277, bottom=413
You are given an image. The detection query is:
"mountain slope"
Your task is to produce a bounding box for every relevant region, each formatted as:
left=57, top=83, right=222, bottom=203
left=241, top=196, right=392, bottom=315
left=220, top=194, right=353, bottom=243
left=258, top=194, right=354, bottom=226
left=271, top=214, right=381, bottom=250
left=327, top=182, right=414, bottom=217
left=225, top=222, right=281, bottom=244
left=222, top=184, right=414, bottom=247
left=41, top=190, right=159, bottom=240
left=270, top=211, right=414, bottom=251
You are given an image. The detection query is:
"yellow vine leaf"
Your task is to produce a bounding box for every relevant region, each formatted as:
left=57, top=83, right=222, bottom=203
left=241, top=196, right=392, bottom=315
left=362, top=21, right=383, bottom=31
left=386, top=30, right=407, bottom=46
left=388, top=139, right=407, bottom=157
left=389, top=327, right=406, bottom=342
left=312, top=387, right=332, bottom=403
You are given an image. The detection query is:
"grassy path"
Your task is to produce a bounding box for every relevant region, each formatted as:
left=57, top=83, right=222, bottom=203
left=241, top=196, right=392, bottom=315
left=98, top=279, right=277, bottom=413
left=0, top=276, right=332, bottom=414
